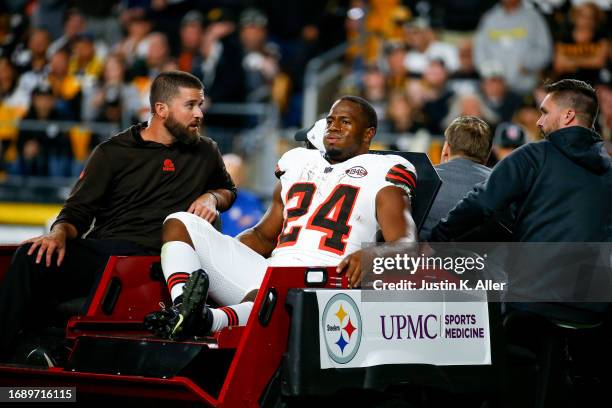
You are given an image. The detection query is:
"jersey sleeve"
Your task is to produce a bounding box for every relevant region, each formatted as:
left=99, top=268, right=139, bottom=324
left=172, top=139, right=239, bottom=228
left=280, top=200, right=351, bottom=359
left=382, top=156, right=417, bottom=199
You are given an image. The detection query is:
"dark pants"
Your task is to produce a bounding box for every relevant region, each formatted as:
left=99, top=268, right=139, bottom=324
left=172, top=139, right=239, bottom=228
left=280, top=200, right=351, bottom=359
left=0, top=238, right=151, bottom=358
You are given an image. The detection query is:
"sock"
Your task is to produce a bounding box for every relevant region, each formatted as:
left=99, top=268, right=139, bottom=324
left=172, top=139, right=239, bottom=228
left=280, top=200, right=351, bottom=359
left=161, top=241, right=201, bottom=303
left=209, top=302, right=253, bottom=332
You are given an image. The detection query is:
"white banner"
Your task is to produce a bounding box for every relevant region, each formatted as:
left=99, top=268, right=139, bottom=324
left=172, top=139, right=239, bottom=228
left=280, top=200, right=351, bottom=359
left=316, top=290, right=491, bottom=369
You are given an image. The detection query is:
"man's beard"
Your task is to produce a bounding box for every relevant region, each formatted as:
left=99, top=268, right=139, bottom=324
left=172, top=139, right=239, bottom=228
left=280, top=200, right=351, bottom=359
left=164, top=114, right=201, bottom=145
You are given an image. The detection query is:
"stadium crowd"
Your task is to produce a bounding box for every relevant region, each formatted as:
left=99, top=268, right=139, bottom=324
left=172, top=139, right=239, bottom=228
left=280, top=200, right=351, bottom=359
left=0, top=0, right=611, bottom=179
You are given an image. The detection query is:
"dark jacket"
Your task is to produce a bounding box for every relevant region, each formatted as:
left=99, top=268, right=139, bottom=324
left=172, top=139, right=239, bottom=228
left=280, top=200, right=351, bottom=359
left=430, top=126, right=612, bottom=242
left=420, top=157, right=491, bottom=240
left=430, top=126, right=612, bottom=323
left=53, top=123, right=237, bottom=251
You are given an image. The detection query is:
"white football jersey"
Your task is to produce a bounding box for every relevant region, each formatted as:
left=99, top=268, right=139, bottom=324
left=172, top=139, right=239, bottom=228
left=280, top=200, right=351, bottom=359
left=269, top=148, right=417, bottom=266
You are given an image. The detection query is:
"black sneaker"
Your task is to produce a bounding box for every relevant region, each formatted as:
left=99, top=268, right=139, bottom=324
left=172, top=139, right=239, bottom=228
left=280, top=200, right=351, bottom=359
left=144, top=269, right=210, bottom=339
left=175, top=269, right=210, bottom=338
left=143, top=304, right=181, bottom=339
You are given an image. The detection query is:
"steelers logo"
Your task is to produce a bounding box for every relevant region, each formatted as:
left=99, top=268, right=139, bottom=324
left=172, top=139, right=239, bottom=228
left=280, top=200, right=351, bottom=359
left=321, top=293, right=362, bottom=364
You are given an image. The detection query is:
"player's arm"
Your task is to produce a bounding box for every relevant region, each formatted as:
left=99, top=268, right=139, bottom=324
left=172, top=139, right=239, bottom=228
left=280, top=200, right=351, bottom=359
left=338, top=185, right=417, bottom=288
left=236, top=182, right=284, bottom=257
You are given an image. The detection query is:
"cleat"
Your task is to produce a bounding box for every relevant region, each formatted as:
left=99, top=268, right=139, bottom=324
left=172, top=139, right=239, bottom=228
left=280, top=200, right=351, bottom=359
left=144, top=269, right=210, bottom=339
left=143, top=304, right=181, bottom=339
left=172, top=269, right=210, bottom=338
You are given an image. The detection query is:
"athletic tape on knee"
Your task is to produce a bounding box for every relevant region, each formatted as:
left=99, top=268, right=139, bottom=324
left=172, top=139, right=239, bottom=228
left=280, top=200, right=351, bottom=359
left=161, top=241, right=202, bottom=302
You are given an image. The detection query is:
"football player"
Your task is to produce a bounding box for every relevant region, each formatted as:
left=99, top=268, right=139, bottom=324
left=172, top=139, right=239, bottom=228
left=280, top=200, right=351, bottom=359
left=145, top=96, right=418, bottom=338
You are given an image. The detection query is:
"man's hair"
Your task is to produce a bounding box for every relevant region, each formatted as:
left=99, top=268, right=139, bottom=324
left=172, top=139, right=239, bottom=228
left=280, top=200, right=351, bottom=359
left=543, top=79, right=599, bottom=127
left=444, top=116, right=492, bottom=164
left=338, top=95, right=378, bottom=129
left=149, top=70, right=204, bottom=113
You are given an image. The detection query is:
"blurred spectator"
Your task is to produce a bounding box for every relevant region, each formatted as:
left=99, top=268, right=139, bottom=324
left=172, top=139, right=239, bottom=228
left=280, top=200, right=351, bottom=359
left=193, top=7, right=245, bottom=104
left=177, top=11, right=203, bottom=73
left=72, top=0, right=122, bottom=48
left=0, top=57, right=28, bottom=113
left=360, top=65, right=387, bottom=120
left=455, top=39, right=479, bottom=80
left=403, top=17, right=460, bottom=75
left=280, top=23, right=322, bottom=126
left=379, top=90, right=428, bottom=152
left=239, top=8, right=280, bottom=102
left=127, top=32, right=172, bottom=122
left=474, top=0, right=553, bottom=95
left=220, top=153, right=264, bottom=237
left=145, top=0, right=193, bottom=57
left=344, top=1, right=367, bottom=66
left=479, top=60, right=523, bottom=122
left=380, top=90, right=422, bottom=134
left=449, top=39, right=480, bottom=95
left=46, top=49, right=82, bottom=120
left=47, top=9, right=86, bottom=58
left=114, top=9, right=152, bottom=69
left=85, top=54, right=139, bottom=125
left=31, top=0, right=67, bottom=40
left=492, top=122, right=527, bottom=162
left=0, top=57, right=27, bottom=171
left=383, top=41, right=410, bottom=93
left=443, top=91, right=499, bottom=130
left=553, top=2, right=608, bottom=83
left=0, top=11, right=29, bottom=61
left=68, top=33, right=104, bottom=89
left=130, top=32, right=170, bottom=79
left=361, top=1, right=411, bottom=63
left=13, top=82, right=72, bottom=177
left=12, top=28, right=50, bottom=74
left=595, top=74, right=612, bottom=144
left=407, top=59, right=454, bottom=134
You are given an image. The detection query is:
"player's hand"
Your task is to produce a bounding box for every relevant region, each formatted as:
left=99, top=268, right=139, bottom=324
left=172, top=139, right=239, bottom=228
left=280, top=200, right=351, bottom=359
left=22, top=230, right=67, bottom=267
left=337, top=250, right=363, bottom=288
left=188, top=193, right=218, bottom=223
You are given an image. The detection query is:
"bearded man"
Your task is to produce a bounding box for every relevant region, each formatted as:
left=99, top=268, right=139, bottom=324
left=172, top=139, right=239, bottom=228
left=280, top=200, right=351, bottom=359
left=0, top=71, right=236, bottom=363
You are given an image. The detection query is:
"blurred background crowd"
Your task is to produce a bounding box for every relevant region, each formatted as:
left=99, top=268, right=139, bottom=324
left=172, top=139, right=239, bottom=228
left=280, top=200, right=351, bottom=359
left=0, top=0, right=611, bottom=236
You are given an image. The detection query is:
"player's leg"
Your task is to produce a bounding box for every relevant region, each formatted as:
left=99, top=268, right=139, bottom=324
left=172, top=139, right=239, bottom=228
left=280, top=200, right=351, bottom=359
left=163, top=211, right=267, bottom=305
left=148, top=211, right=268, bottom=337
left=159, top=218, right=201, bottom=305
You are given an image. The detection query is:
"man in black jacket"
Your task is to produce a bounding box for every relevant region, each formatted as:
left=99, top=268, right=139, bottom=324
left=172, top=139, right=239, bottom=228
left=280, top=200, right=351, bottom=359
left=430, top=78, right=612, bottom=408
left=430, top=79, right=611, bottom=243
left=0, top=71, right=236, bottom=363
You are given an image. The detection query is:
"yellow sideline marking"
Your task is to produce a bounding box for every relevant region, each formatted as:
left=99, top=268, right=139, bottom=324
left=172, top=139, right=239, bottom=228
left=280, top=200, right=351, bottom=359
left=0, top=202, right=62, bottom=225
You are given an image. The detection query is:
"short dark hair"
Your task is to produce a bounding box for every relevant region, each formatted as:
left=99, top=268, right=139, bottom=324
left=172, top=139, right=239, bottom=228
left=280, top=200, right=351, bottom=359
left=444, top=116, right=492, bottom=164
left=543, top=79, right=599, bottom=126
left=338, top=95, right=378, bottom=129
left=149, top=70, right=204, bottom=113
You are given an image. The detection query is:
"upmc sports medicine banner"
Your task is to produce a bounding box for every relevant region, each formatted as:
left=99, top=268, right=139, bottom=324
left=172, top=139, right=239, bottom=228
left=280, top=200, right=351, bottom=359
left=316, top=290, right=491, bottom=369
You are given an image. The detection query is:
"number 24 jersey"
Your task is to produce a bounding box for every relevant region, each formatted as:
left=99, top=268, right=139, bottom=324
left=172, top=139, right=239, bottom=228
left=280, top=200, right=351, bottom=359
left=269, top=148, right=417, bottom=266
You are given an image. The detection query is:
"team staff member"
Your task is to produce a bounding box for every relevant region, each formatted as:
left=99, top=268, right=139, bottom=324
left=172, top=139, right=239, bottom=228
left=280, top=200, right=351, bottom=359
left=431, top=78, right=611, bottom=408
left=0, top=71, right=236, bottom=361
left=430, top=79, right=611, bottom=319
left=420, top=116, right=492, bottom=241
left=430, top=79, right=611, bottom=242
